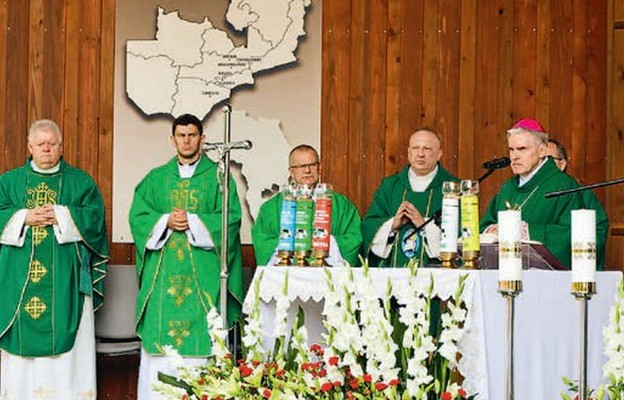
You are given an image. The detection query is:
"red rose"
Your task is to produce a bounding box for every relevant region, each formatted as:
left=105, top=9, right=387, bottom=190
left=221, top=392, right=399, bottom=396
left=318, top=369, right=327, bottom=377
left=375, top=382, right=389, bottom=391
left=328, top=356, right=340, bottom=366
left=458, top=388, right=467, bottom=397
left=389, top=379, right=401, bottom=386
left=363, top=374, right=372, bottom=383
left=321, top=382, right=334, bottom=392
left=333, top=381, right=342, bottom=387
left=276, top=369, right=286, bottom=378
left=441, top=392, right=453, bottom=400
left=262, top=388, right=271, bottom=398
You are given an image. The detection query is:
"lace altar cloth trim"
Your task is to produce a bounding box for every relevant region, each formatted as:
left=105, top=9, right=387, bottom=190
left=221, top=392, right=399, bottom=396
left=243, top=267, right=489, bottom=398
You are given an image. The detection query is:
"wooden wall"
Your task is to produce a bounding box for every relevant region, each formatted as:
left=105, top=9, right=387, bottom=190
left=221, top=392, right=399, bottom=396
left=0, top=0, right=622, bottom=277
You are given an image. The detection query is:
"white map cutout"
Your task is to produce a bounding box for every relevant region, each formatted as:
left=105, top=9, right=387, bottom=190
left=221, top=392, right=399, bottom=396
left=205, top=110, right=291, bottom=221
left=126, top=0, right=311, bottom=118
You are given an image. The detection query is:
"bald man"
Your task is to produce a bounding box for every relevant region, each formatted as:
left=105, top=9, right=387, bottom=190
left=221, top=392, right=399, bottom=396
left=362, top=129, right=459, bottom=267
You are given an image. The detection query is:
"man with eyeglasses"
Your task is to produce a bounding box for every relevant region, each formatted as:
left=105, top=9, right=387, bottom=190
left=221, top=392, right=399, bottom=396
left=252, top=144, right=362, bottom=267
left=544, top=138, right=609, bottom=268
left=128, top=113, right=243, bottom=399
left=362, top=129, right=458, bottom=268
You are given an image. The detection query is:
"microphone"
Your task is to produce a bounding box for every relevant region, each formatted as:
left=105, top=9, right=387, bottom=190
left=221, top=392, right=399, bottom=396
left=202, top=140, right=252, bottom=152
left=482, top=156, right=510, bottom=170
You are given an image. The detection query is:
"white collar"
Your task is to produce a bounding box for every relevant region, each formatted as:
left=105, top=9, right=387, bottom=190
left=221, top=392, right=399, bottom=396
left=518, top=157, right=547, bottom=187
left=408, top=164, right=438, bottom=192
left=30, top=160, right=60, bottom=174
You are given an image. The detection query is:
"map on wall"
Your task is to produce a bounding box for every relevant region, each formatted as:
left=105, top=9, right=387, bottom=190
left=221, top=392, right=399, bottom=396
left=113, top=0, right=321, bottom=243
left=126, top=1, right=310, bottom=118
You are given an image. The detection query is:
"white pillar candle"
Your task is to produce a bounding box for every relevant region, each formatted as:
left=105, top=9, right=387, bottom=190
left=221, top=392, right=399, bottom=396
left=571, top=209, right=596, bottom=283
left=498, top=210, right=522, bottom=281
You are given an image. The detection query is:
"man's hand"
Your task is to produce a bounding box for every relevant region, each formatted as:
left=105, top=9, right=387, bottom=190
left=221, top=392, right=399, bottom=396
left=391, top=201, right=425, bottom=231
left=25, top=205, right=57, bottom=227
left=167, top=208, right=189, bottom=231
left=483, top=224, right=498, bottom=234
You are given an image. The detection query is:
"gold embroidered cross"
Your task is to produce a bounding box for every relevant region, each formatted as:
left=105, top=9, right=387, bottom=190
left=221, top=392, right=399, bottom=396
left=29, top=259, right=48, bottom=283
left=24, top=296, right=47, bottom=319
left=167, top=275, right=193, bottom=306
left=167, top=321, right=191, bottom=347
left=32, top=226, right=49, bottom=246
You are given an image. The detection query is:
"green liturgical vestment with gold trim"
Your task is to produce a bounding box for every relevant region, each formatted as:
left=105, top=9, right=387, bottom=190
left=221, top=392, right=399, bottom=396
left=362, top=164, right=458, bottom=268
left=129, top=156, right=243, bottom=356
left=0, top=159, right=109, bottom=356
left=480, top=158, right=609, bottom=269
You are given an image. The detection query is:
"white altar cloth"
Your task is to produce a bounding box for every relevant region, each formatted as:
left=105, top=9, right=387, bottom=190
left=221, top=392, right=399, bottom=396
left=243, top=267, right=622, bottom=400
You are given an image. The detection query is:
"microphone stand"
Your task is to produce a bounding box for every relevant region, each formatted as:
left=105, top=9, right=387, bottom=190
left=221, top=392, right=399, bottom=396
left=545, top=176, right=624, bottom=198
left=412, top=166, right=500, bottom=232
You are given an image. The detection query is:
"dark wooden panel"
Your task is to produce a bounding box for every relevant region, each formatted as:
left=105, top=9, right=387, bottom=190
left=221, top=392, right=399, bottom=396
left=0, top=0, right=7, bottom=168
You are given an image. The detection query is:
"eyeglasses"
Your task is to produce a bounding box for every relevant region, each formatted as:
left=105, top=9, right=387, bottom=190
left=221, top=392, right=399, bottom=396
left=289, top=162, right=320, bottom=170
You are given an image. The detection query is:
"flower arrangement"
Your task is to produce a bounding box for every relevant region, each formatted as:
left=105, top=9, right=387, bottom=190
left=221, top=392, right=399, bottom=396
left=561, top=277, right=624, bottom=400
left=155, top=260, right=476, bottom=399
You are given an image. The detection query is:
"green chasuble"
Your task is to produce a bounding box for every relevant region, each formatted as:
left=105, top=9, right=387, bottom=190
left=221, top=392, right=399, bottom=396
left=252, top=191, right=362, bottom=266
left=129, top=156, right=243, bottom=356
left=362, top=164, right=458, bottom=268
left=480, top=158, right=608, bottom=269
left=0, top=158, right=109, bottom=356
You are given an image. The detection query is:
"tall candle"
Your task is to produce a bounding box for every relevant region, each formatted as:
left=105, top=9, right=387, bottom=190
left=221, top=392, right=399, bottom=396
left=498, top=210, right=522, bottom=281
left=571, top=209, right=596, bottom=283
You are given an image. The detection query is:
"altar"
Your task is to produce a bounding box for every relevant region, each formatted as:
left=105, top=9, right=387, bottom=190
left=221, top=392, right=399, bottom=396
left=243, top=267, right=622, bottom=400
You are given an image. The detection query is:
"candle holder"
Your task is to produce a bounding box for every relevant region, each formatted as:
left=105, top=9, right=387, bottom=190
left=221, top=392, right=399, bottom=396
left=570, top=209, right=597, bottom=400
left=310, top=249, right=329, bottom=267
left=293, top=250, right=310, bottom=266
left=275, top=249, right=293, bottom=266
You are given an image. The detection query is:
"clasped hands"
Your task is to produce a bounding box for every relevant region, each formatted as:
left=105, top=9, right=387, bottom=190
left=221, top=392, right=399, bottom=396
left=391, top=201, right=425, bottom=232
left=25, top=205, right=57, bottom=227
left=167, top=208, right=189, bottom=232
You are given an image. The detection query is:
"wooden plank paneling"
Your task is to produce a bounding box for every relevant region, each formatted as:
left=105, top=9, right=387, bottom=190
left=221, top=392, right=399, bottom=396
left=0, top=0, right=618, bottom=275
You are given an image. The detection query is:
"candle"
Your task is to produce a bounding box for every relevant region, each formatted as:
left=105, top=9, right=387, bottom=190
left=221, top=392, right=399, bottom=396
left=571, top=209, right=596, bottom=283
left=498, top=210, right=522, bottom=281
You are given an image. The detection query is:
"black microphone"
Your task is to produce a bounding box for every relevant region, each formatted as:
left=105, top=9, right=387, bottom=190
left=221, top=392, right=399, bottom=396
left=482, top=156, right=511, bottom=170
left=202, top=140, right=252, bottom=151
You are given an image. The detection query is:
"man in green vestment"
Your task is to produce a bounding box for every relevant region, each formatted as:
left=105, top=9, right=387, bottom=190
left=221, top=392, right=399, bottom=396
left=252, top=144, right=362, bottom=266
left=544, top=138, right=609, bottom=269
left=0, top=119, right=109, bottom=399
left=129, top=114, right=243, bottom=400
left=480, top=118, right=608, bottom=269
left=362, top=129, right=458, bottom=268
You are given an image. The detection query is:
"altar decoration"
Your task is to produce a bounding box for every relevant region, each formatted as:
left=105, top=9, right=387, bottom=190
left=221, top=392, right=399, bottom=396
left=155, top=261, right=476, bottom=400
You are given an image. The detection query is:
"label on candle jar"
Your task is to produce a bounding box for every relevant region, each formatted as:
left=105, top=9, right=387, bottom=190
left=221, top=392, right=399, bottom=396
left=294, top=196, right=314, bottom=252
left=440, top=197, right=459, bottom=253
left=277, top=195, right=297, bottom=252
left=460, top=195, right=480, bottom=253
left=312, top=197, right=332, bottom=253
